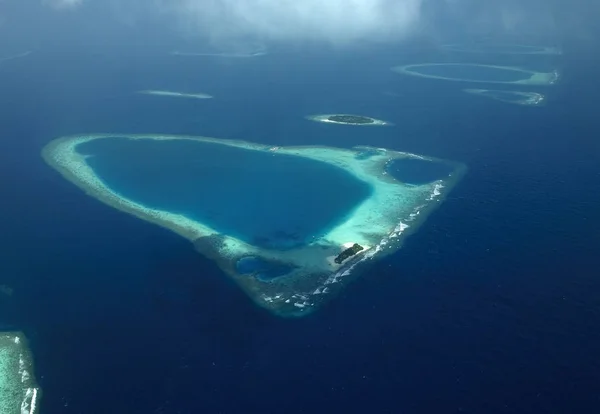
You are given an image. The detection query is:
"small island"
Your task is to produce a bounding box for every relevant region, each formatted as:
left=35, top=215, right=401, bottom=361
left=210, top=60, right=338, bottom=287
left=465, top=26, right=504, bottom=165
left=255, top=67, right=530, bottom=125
left=306, top=114, right=391, bottom=126
left=329, top=115, right=374, bottom=124
left=334, top=243, right=364, bottom=264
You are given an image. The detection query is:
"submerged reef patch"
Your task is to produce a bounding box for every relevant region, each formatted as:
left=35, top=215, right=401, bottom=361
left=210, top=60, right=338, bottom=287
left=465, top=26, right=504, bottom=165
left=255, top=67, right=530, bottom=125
left=306, top=114, right=392, bottom=126
left=42, top=134, right=466, bottom=317
left=171, top=49, right=267, bottom=58
left=463, top=89, right=546, bottom=106
left=137, top=90, right=213, bottom=99
left=440, top=43, right=562, bottom=55
left=0, top=332, right=40, bottom=414
left=392, top=63, right=560, bottom=86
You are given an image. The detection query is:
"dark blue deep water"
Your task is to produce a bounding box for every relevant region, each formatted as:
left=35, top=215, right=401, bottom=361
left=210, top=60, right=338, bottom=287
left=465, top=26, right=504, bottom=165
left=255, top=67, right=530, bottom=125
left=387, top=158, right=455, bottom=185
left=482, top=90, right=535, bottom=102
left=79, top=138, right=371, bottom=249
left=1, top=13, right=600, bottom=414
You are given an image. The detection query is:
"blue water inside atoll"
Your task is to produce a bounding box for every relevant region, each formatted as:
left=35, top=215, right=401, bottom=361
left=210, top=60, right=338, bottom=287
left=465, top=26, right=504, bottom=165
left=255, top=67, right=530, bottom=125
left=411, top=64, right=528, bottom=82
left=235, top=256, right=296, bottom=281
left=78, top=138, right=373, bottom=250
left=387, top=158, right=455, bottom=185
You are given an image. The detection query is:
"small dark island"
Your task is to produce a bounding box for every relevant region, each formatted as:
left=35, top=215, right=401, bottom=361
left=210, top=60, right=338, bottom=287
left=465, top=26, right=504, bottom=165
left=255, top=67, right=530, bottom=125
left=334, top=243, right=365, bottom=264
left=328, top=115, right=375, bottom=124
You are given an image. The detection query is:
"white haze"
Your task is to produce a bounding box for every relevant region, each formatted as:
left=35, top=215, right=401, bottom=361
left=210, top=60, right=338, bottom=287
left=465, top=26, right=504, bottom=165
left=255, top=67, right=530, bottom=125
left=37, top=0, right=595, bottom=47
left=154, top=0, right=423, bottom=45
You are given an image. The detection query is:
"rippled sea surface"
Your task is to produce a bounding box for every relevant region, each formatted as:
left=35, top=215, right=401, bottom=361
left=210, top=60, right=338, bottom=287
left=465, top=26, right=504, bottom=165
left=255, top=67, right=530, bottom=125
left=1, top=30, right=599, bottom=414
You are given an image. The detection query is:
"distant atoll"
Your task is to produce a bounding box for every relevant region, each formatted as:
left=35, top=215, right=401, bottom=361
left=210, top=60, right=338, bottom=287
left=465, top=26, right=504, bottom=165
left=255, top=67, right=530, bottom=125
left=42, top=134, right=465, bottom=317
left=392, top=63, right=560, bottom=86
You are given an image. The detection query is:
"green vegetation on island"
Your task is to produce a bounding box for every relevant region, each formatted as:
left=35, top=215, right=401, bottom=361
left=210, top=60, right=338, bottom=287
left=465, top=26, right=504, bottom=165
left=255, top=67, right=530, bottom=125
left=334, top=243, right=365, bottom=264
left=328, top=115, right=375, bottom=124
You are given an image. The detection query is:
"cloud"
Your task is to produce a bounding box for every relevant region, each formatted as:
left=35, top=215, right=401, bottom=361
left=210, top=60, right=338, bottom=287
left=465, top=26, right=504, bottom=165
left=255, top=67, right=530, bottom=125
left=155, top=0, right=424, bottom=45
left=38, top=0, right=581, bottom=46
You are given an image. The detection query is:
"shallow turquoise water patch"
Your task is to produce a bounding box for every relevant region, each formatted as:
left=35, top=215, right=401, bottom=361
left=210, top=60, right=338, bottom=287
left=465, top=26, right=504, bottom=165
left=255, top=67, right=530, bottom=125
left=483, top=90, right=524, bottom=101
left=236, top=256, right=296, bottom=281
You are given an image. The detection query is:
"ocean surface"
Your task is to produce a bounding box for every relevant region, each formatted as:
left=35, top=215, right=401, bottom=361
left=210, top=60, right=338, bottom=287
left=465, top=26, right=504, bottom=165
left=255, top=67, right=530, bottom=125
left=1, top=36, right=600, bottom=414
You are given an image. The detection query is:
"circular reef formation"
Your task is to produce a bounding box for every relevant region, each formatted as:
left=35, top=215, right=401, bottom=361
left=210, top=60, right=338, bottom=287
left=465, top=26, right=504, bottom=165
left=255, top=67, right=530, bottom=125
left=391, top=63, right=560, bottom=86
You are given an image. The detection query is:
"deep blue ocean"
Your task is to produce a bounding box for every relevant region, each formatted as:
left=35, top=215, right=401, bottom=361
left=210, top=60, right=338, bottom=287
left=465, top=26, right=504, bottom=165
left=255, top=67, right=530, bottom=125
left=1, top=27, right=600, bottom=414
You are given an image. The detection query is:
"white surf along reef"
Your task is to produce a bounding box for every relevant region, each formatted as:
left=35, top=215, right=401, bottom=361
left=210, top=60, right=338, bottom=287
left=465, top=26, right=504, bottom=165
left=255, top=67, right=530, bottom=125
left=0, top=332, right=40, bottom=414
left=42, top=134, right=466, bottom=317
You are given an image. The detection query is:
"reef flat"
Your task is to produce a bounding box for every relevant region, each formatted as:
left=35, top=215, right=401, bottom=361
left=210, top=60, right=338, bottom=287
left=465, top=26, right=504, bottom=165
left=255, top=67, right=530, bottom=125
left=42, top=134, right=466, bottom=317
left=307, top=114, right=391, bottom=126
left=0, top=332, right=40, bottom=414
left=392, top=63, right=560, bottom=86
left=464, top=89, right=546, bottom=106
left=171, top=50, right=267, bottom=58
left=137, top=90, right=213, bottom=99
